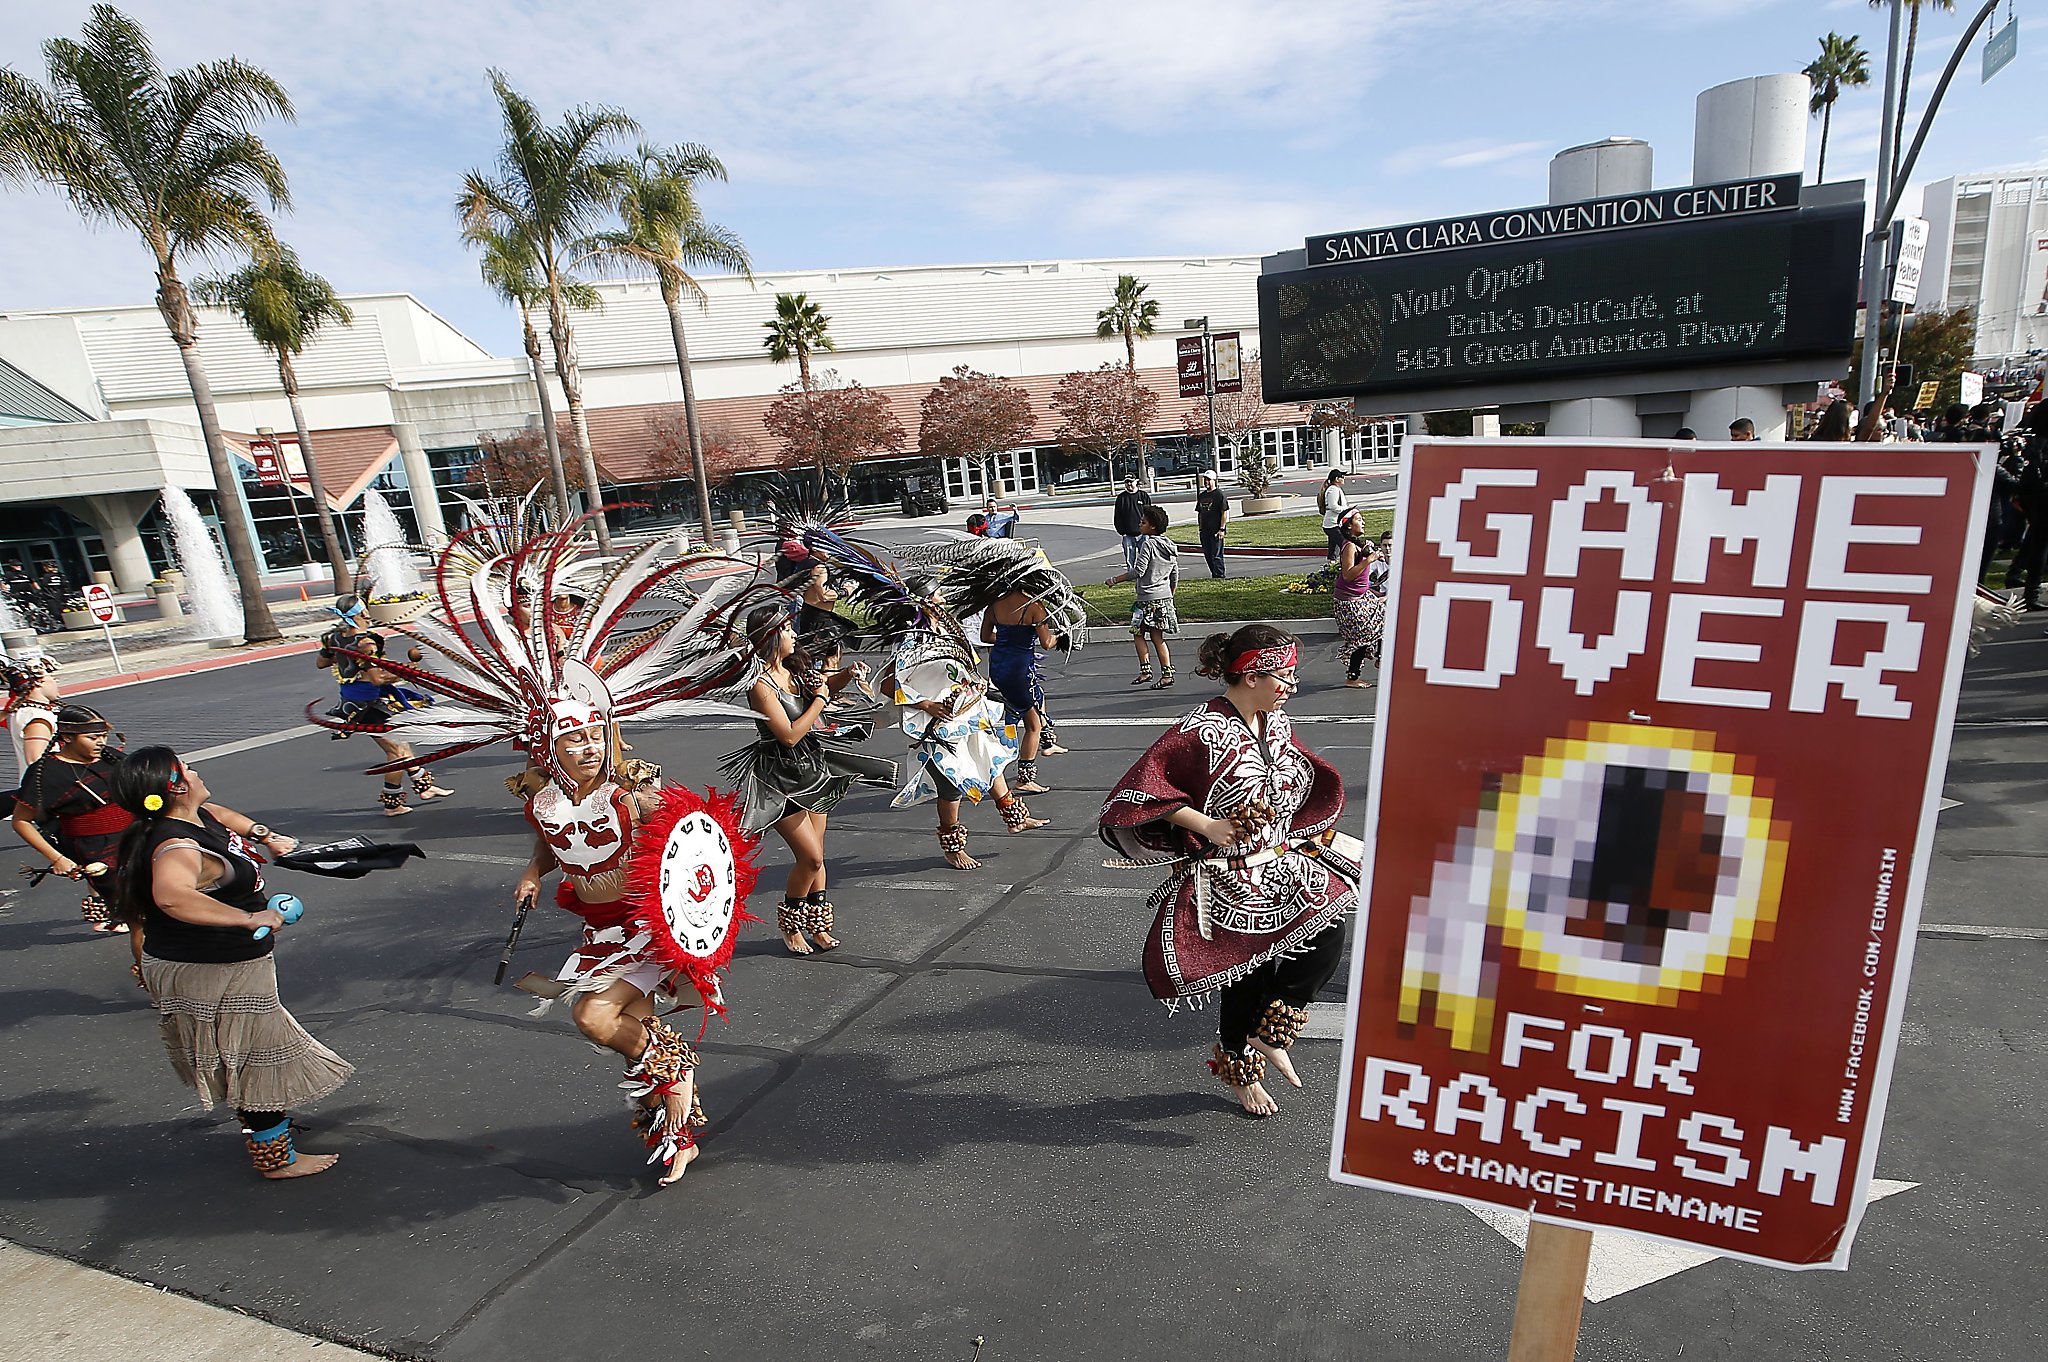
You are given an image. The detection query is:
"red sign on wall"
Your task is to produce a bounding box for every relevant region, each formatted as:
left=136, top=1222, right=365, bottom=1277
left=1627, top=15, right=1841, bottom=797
left=1333, top=437, right=1992, bottom=1269
left=249, top=438, right=286, bottom=487
left=1176, top=335, right=1207, bottom=398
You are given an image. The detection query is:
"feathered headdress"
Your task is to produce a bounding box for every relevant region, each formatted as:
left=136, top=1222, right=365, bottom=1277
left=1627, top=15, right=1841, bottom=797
left=326, top=509, right=787, bottom=790
left=889, top=534, right=1087, bottom=648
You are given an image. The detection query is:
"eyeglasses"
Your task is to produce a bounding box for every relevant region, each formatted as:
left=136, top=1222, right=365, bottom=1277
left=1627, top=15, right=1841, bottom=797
left=1248, top=669, right=1298, bottom=685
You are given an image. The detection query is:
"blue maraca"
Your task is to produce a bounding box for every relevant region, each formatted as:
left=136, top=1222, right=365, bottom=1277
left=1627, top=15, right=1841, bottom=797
left=251, top=893, right=304, bottom=940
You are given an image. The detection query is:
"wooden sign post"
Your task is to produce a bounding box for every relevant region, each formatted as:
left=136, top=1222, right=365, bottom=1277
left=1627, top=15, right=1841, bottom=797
left=1507, top=1223, right=1593, bottom=1361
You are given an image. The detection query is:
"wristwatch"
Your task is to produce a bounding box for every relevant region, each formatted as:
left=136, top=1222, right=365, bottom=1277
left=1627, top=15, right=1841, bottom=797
left=247, top=823, right=272, bottom=841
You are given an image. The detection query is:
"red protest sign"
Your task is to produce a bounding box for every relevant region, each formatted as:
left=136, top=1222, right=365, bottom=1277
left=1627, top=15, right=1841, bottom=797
left=1176, top=336, right=1208, bottom=398
left=1333, top=437, right=1991, bottom=1270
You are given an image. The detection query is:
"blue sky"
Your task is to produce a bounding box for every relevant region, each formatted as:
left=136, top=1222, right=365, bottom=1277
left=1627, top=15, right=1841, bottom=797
left=4, top=0, right=2042, bottom=357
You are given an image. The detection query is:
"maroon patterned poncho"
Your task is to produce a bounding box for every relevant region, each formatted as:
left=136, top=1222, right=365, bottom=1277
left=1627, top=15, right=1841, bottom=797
left=1100, top=697, right=1360, bottom=1004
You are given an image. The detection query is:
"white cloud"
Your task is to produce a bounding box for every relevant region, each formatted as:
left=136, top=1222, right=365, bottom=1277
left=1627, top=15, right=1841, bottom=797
left=1384, top=139, right=1551, bottom=177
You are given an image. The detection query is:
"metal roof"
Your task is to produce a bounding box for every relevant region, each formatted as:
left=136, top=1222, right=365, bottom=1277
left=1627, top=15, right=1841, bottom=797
left=0, top=356, right=94, bottom=424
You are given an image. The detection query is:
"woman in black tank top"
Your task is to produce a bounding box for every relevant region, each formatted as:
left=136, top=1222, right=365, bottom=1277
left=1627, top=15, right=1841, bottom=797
left=111, top=747, right=353, bottom=1181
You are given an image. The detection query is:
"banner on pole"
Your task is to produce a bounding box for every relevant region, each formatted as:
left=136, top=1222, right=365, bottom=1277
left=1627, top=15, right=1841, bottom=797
left=1332, top=437, right=1991, bottom=1270
left=249, top=438, right=286, bottom=487
left=1212, top=332, right=1243, bottom=394
left=1177, top=336, right=1208, bottom=398
left=1888, top=218, right=1929, bottom=306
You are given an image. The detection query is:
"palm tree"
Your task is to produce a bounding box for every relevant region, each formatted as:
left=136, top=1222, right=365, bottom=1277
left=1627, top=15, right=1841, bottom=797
left=590, top=143, right=751, bottom=542
left=0, top=5, right=288, bottom=641
left=470, top=220, right=580, bottom=523
left=1870, top=0, right=1955, bottom=185
left=1095, top=273, right=1160, bottom=372
left=195, top=245, right=355, bottom=590
left=1805, top=32, right=1871, bottom=183
left=761, top=292, right=834, bottom=392
left=459, top=70, right=636, bottom=549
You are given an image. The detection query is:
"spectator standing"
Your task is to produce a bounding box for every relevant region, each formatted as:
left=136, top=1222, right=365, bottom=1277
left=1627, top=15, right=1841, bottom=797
left=1194, top=471, right=1229, bottom=579
left=1111, top=476, right=1152, bottom=577
left=1808, top=401, right=1854, bottom=442
left=1728, top=418, right=1756, bottom=442
left=1318, top=469, right=1349, bottom=566
left=2012, top=404, right=2048, bottom=610
left=1106, top=504, right=1180, bottom=688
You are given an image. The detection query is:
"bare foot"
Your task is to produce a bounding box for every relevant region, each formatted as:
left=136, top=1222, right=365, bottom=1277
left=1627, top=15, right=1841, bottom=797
left=1013, top=780, right=1050, bottom=795
left=780, top=927, right=814, bottom=955
left=414, top=784, right=455, bottom=801
left=1249, top=1038, right=1302, bottom=1088
left=1041, top=741, right=1070, bottom=755
left=658, top=1141, right=701, bottom=1186
left=1229, top=1080, right=1280, bottom=1117
left=261, top=1152, right=339, bottom=1180
left=1006, top=815, right=1050, bottom=833
left=944, top=848, right=982, bottom=870
left=808, top=930, right=839, bottom=951
left=1343, top=678, right=1370, bottom=689
left=383, top=802, right=412, bottom=818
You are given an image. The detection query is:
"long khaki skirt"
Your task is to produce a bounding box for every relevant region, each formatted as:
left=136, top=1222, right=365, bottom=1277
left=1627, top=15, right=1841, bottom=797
left=142, top=955, right=353, bottom=1113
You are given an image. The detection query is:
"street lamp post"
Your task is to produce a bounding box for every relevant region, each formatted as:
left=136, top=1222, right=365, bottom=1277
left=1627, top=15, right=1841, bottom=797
left=1185, top=315, right=1220, bottom=480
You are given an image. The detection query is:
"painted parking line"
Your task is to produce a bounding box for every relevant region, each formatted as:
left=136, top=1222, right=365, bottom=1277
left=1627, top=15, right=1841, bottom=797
left=433, top=851, right=534, bottom=868
left=185, top=724, right=321, bottom=762
left=1051, top=714, right=1371, bottom=726
left=1919, top=922, right=2048, bottom=941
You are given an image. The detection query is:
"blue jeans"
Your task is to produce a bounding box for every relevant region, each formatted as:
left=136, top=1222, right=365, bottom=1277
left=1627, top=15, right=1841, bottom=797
left=1121, top=534, right=1143, bottom=576
left=1201, top=532, right=1226, bottom=578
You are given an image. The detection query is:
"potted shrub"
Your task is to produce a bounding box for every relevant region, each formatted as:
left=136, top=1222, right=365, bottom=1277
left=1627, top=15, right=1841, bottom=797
left=1237, top=445, right=1286, bottom=515
left=366, top=589, right=431, bottom=626
left=60, top=595, right=101, bottom=630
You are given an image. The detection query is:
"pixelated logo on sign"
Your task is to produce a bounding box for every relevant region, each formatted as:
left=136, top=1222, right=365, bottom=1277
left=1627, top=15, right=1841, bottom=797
left=1333, top=438, right=1992, bottom=1270
left=1403, top=722, right=1787, bottom=1053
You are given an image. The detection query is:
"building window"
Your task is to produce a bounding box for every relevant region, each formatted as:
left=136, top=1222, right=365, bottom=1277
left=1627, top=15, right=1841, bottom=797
left=1343, top=418, right=1407, bottom=463
left=943, top=448, right=1039, bottom=498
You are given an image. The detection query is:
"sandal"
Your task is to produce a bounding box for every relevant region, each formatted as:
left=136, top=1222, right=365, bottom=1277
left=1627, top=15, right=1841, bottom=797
left=1151, top=667, right=1176, bottom=689
left=1129, top=669, right=1154, bottom=687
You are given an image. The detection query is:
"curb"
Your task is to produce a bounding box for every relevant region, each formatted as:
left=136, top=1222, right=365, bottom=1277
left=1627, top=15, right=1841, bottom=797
left=64, top=636, right=323, bottom=696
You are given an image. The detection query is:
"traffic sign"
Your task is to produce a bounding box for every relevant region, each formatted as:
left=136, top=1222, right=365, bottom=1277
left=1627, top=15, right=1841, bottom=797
left=83, top=583, right=116, bottom=623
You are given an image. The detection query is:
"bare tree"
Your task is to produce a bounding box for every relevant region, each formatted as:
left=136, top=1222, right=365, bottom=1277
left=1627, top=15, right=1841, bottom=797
left=762, top=371, right=905, bottom=487
left=1049, top=363, right=1159, bottom=483
left=918, top=366, right=1036, bottom=496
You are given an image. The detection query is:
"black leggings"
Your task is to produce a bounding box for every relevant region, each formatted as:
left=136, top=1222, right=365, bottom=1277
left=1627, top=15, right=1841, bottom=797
left=1217, top=920, right=1346, bottom=1053
left=1345, top=644, right=1376, bottom=680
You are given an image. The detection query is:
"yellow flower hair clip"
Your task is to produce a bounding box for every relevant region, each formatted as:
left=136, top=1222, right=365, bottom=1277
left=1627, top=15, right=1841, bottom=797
left=142, top=794, right=164, bottom=812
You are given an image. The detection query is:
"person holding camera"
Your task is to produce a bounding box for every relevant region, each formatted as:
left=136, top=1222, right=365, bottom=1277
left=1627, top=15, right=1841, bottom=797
left=1105, top=503, right=1180, bottom=689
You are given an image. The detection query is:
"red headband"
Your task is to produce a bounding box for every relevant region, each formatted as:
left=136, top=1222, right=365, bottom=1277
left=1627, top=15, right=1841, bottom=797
left=1231, top=643, right=1297, bottom=676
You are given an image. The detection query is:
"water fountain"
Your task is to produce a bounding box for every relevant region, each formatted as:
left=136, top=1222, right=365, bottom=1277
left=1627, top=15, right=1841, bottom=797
left=361, top=489, right=426, bottom=623
left=161, top=486, right=243, bottom=643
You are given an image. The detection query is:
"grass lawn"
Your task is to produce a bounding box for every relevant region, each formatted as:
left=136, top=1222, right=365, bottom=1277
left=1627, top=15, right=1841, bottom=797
left=1164, top=508, right=1393, bottom=548
left=1079, top=574, right=1331, bottom=624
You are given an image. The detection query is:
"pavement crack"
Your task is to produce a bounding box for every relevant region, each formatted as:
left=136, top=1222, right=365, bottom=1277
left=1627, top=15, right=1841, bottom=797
left=427, top=1189, right=629, bottom=1350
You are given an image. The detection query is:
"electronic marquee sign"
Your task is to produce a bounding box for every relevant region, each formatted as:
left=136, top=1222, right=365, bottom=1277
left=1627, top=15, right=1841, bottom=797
left=1260, top=178, right=1861, bottom=404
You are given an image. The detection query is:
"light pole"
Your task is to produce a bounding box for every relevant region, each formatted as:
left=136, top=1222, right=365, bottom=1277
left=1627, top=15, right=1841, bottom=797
left=1185, top=315, right=1220, bottom=481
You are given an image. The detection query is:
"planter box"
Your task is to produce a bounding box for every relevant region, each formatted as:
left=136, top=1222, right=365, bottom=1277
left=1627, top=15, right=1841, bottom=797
left=1241, top=496, right=1287, bottom=515
left=61, top=609, right=105, bottom=629
left=367, top=597, right=430, bottom=627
